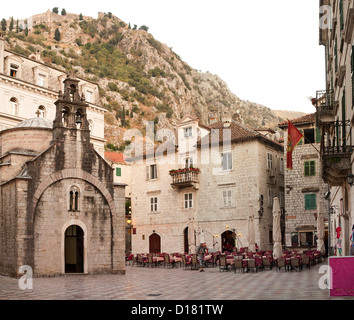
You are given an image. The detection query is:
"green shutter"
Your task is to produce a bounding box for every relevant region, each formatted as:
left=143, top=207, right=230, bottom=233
left=310, top=161, right=316, bottom=176
left=340, top=0, right=344, bottom=31
left=304, top=162, right=310, bottom=176
left=315, top=128, right=322, bottom=143
left=305, top=194, right=316, bottom=210
left=116, top=167, right=121, bottom=176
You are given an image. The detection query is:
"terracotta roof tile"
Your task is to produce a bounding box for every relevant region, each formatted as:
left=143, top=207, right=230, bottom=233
left=278, top=113, right=316, bottom=128
left=104, top=152, right=125, bottom=164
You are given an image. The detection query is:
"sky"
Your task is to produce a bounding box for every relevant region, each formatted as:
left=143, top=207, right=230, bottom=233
left=1, top=0, right=325, bottom=113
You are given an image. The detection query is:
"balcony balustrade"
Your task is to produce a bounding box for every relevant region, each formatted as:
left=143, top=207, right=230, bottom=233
left=321, top=120, right=353, bottom=186
left=314, top=90, right=335, bottom=125
left=169, top=168, right=200, bottom=190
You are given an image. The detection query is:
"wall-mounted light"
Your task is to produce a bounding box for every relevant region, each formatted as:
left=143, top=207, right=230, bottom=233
left=347, top=173, right=354, bottom=186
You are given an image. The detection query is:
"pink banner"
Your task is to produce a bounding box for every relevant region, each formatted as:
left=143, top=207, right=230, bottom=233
left=329, top=257, right=354, bottom=297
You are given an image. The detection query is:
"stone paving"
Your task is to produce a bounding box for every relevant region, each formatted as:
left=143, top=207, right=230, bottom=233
left=0, top=259, right=344, bottom=301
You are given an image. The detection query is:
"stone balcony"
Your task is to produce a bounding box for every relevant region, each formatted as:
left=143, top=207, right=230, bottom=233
left=314, top=90, right=336, bottom=126
left=321, top=120, right=353, bottom=186
left=169, top=168, right=200, bottom=190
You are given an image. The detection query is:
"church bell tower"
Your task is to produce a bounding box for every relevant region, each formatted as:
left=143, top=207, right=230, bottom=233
left=52, top=74, right=90, bottom=143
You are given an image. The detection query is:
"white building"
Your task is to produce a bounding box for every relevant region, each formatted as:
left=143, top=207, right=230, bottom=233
left=0, top=34, right=106, bottom=155
left=129, top=116, right=285, bottom=254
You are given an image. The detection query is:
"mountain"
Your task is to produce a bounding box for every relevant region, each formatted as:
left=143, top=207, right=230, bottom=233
left=2, top=11, right=303, bottom=148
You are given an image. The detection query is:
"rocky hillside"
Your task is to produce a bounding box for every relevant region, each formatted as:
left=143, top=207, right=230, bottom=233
left=1, top=11, right=303, bottom=148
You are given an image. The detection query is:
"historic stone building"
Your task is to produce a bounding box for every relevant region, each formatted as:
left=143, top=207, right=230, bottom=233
left=0, top=34, right=106, bottom=156
left=278, top=113, right=329, bottom=253
left=0, top=76, right=126, bottom=277
left=316, top=0, right=354, bottom=256
left=129, top=116, right=285, bottom=254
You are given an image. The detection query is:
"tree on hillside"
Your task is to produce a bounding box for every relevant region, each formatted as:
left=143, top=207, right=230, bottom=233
left=79, top=13, right=83, bottom=20
left=9, top=17, right=13, bottom=32
left=52, top=7, right=59, bottom=14
left=61, top=9, right=66, bottom=16
left=1, top=19, right=7, bottom=32
left=24, top=27, right=28, bottom=36
left=16, top=20, right=19, bottom=33
left=139, top=25, right=149, bottom=32
left=54, top=28, right=61, bottom=41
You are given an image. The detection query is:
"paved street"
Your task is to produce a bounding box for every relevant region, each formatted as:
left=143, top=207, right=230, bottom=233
left=0, top=259, right=343, bottom=301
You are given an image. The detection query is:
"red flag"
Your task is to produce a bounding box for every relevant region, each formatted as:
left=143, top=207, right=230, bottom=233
left=287, top=120, right=303, bottom=169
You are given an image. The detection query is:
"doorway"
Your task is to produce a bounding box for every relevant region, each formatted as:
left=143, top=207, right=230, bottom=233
left=65, top=225, right=84, bottom=273
left=184, top=227, right=189, bottom=254
left=149, top=233, right=161, bottom=253
left=221, top=230, right=235, bottom=252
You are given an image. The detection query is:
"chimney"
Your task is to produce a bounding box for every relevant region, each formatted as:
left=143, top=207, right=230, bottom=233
left=0, top=33, right=4, bottom=74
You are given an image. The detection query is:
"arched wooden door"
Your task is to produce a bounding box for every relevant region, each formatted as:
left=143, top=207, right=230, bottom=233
left=149, top=233, right=161, bottom=253
left=65, top=225, right=84, bottom=273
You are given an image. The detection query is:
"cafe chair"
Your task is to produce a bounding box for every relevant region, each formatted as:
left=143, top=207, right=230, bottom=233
left=290, top=258, right=301, bottom=272
left=276, top=258, right=287, bottom=272
left=262, top=257, right=273, bottom=271
left=247, top=259, right=257, bottom=273
left=301, top=255, right=311, bottom=270
left=233, top=258, right=244, bottom=273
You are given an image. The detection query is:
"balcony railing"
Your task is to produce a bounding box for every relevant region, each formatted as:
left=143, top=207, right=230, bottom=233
left=321, top=120, right=353, bottom=155
left=321, top=120, right=353, bottom=186
left=170, top=168, right=200, bottom=189
left=314, top=90, right=334, bottom=114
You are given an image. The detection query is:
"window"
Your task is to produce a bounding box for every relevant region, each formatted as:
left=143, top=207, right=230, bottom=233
left=305, top=194, right=316, bottom=210
left=222, top=190, right=232, bottom=207
left=183, top=127, right=192, bottom=138
left=69, top=186, right=80, bottom=211
left=185, top=157, right=194, bottom=168
left=340, top=0, right=344, bottom=31
left=146, top=164, right=158, bottom=180
left=304, top=161, right=316, bottom=176
left=10, top=97, right=18, bottom=116
left=88, top=119, right=94, bottom=135
left=279, top=157, right=284, bottom=174
left=268, top=189, right=273, bottom=206
left=116, top=167, right=121, bottom=177
left=304, top=129, right=315, bottom=144
left=267, top=153, right=273, bottom=170
left=184, top=193, right=193, bottom=209
left=86, top=90, right=93, bottom=103
left=37, top=73, right=46, bottom=87
left=10, top=64, right=18, bottom=77
left=37, top=106, right=45, bottom=118
left=150, top=197, right=158, bottom=212
left=222, top=152, right=232, bottom=170
left=300, top=232, right=314, bottom=246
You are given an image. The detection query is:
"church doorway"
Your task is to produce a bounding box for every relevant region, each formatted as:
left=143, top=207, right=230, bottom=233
left=149, top=233, right=161, bottom=253
left=65, top=225, right=84, bottom=273
left=184, top=227, right=189, bottom=254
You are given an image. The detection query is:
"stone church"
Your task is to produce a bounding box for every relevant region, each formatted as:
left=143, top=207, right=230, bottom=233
left=0, top=75, right=126, bottom=277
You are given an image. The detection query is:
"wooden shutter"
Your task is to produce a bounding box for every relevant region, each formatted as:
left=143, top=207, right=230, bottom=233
left=315, top=128, right=321, bottom=143
left=298, top=129, right=303, bottom=145
left=146, top=166, right=150, bottom=180
left=305, top=194, right=316, bottom=210
left=304, top=161, right=310, bottom=176
left=116, top=167, right=121, bottom=176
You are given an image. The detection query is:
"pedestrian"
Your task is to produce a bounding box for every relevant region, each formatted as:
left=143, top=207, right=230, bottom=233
left=197, top=242, right=207, bottom=272
left=350, top=225, right=354, bottom=256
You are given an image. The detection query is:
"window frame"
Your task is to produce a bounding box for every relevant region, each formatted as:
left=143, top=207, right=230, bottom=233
left=184, top=193, right=193, bottom=209
left=267, top=153, right=273, bottom=170
left=222, top=189, right=233, bottom=207
left=304, top=193, right=317, bottom=210
left=116, top=167, right=122, bottom=177
left=304, top=160, right=316, bottom=177
left=221, top=152, right=232, bottom=171
left=183, top=127, right=193, bottom=138
left=150, top=197, right=158, bottom=212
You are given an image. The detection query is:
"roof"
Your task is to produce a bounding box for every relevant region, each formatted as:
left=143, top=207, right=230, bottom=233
left=198, top=121, right=283, bottom=151
left=278, top=113, right=316, bottom=128
left=104, top=151, right=126, bottom=164
left=15, top=117, right=53, bottom=129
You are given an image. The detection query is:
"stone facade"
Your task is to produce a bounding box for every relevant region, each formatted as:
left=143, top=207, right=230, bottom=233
left=279, top=114, right=329, bottom=253
left=0, top=76, right=126, bottom=277
left=130, top=117, right=284, bottom=254
left=316, top=0, right=354, bottom=256
left=0, top=34, right=106, bottom=156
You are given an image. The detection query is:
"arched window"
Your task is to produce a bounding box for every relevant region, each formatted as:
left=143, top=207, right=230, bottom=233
left=62, top=107, right=70, bottom=127
left=10, top=97, right=18, bottom=116
left=69, top=186, right=80, bottom=211
left=37, top=105, right=45, bottom=118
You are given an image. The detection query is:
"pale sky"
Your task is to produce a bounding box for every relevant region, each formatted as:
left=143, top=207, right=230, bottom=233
left=1, top=0, right=325, bottom=113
